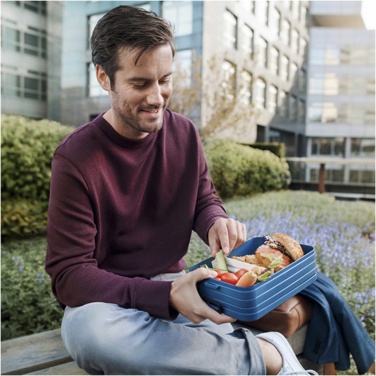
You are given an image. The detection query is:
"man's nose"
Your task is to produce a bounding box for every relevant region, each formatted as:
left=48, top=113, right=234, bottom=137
left=146, top=83, right=164, bottom=106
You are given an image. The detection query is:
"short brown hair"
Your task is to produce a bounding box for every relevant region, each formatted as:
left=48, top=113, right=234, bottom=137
left=91, top=6, right=176, bottom=88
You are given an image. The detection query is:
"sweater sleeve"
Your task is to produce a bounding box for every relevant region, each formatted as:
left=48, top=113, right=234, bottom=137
left=45, top=154, right=177, bottom=320
left=192, top=132, right=229, bottom=243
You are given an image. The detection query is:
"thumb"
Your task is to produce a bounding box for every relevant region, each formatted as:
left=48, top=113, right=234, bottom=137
left=192, top=267, right=217, bottom=282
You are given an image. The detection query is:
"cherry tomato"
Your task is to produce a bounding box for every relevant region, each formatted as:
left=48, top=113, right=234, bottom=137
left=235, top=268, right=248, bottom=279
left=219, top=272, right=238, bottom=285
left=214, top=269, right=224, bottom=276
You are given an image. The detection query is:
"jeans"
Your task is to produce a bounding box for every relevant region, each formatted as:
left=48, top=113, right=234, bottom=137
left=61, top=272, right=266, bottom=375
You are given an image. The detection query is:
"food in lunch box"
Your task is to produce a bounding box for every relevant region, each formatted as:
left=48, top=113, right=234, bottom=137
left=205, top=234, right=304, bottom=288
left=232, top=233, right=304, bottom=272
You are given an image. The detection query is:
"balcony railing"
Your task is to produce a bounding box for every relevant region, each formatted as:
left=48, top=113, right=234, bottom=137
left=286, top=157, right=375, bottom=199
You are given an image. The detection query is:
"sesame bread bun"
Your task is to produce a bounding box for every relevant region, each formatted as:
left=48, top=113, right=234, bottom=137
left=271, top=233, right=304, bottom=261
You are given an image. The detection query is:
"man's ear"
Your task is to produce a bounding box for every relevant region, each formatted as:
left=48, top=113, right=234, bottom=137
left=96, top=65, right=111, bottom=92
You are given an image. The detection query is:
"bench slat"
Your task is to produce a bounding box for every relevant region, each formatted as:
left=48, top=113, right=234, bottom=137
left=27, top=361, right=87, bottom=375
left=1, top=329, right=72, bottom=375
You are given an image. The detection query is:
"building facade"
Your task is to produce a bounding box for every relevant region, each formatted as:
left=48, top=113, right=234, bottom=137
left=1, top=1, right=63, bottom=121
left=1, top=1, right=374, bottom=193
left=303, top=1, right=375, bottom=193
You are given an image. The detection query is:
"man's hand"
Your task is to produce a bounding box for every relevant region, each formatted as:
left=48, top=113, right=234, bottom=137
left=169, top=268, right=236, bottom=324
left=208, top=217, right=247, bottom=257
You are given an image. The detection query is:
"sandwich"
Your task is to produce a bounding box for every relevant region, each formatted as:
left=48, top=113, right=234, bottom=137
left=232, top=233, right=304, bottom=272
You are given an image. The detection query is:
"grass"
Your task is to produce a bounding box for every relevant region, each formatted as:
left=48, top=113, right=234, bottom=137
left=2, top=190, right=374, bottom=373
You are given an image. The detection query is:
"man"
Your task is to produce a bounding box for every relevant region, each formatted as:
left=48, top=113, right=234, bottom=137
left=46, top=6, right=317, bottom=375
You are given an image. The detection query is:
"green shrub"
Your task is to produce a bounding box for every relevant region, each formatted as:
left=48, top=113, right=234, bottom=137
left=204, top=139, right=291, bottom=199
left=245, top=142, right=286, bottom=159
left=1, top=115, right=75, bottom=238
left=1, top=199, right=48, bottom=238
left=1, top=115, right=74, bottom=201
left=1, top=237, right=63, bottom=340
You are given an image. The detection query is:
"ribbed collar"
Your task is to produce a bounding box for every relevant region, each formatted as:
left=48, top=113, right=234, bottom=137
left=95, top=112, right=159, bottom=149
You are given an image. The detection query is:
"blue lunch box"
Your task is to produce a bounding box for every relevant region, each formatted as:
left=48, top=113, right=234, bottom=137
left=189, top=236, right=317, bottom=321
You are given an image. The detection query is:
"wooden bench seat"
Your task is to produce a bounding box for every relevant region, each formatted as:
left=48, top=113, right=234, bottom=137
left=1, top=325, right=331, bottom=375
left=1, top=329, right=87, bottom=375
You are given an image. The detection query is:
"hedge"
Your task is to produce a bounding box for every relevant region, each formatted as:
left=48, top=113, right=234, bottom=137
left=1, top=115, right=75, bottom=238
left=245, top=142, right=286, bottom=159
left=204, top=139, right=291, bottom=199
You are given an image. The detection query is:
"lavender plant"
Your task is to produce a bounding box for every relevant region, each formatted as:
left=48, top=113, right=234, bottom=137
left=186, top=191, right=375, bottom=340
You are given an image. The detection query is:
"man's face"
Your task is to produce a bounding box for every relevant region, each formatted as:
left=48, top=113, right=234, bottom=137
left=99, top=45, right=174, bottom=139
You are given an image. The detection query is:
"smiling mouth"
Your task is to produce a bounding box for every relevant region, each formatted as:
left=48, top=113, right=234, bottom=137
left=141, top=107, right=161, bottom=113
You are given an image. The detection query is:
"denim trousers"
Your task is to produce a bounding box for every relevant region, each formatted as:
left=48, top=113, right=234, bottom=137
left=61, top=272, right=266, bottom=375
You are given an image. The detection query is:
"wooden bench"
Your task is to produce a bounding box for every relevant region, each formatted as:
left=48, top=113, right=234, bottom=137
left=1, top=326, right=333, bottom=375
left=1, top=329, right=87, bottom=375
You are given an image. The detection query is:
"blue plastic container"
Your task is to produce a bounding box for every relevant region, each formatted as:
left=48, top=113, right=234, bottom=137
left=189, top=236, right=317, bottom=321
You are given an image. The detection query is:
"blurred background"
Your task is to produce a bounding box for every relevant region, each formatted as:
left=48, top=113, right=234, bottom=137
left=1, top=0, right=375, bottom=198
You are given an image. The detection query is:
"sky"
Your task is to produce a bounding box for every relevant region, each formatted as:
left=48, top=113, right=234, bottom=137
left=361, top=0, right=376, bottom=29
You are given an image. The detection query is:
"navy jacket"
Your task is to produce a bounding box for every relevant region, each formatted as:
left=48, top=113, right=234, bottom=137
left=300, top=272, right=375, bottom=374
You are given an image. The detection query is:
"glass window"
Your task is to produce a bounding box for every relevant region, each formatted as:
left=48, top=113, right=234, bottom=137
left=269, top=46, right=279, bottom=75
left=291, top=29, right=299, bottom=53
left=351, top=138, right=375, bottom=157
left=308, top=103, right=322, bottom=123
left=268, top=84, right=278, bottom=112
left=258, top=37, right=268, bottom=67
left=299, top=37, right=307, bottom=56
left=163, top=1, right=193, bottom=37
left=323, top=73, right=338, bottom=95
left=279, top=90, right=288, bottom=117
left=88, top=13, right=106, bottom=41
left=24, top=1, right=46, bottom=15
left=280, top=19, right=290, bottom=46
left=242, top=25, right=254, bottom=59
left=319, top=139, right=331, bottom=155
left=311, top=138, right=345, bottom=157
left=290, top=62, right=298, bottom=82
left=298, top=68, right=306, bottom=94
left=24, top=77, right=40, bottom=99
left=2, top=26, right=21, bottom=52
left=255, top=77, right=266, bottom=109
left=280, top=55, right=289, bottom=81
left=24, top=32, right=38, bottom=47
left=87, top=63, right=107, bottom=97
left=310, top=47, right=324, bottom=65
left=2, top=73, right=21, bottom=97
left=240, top=70, right=252, bottom=104
left=258, top=1, right=269, bottom=26
left=298, top=99, right=305, bottom=122
left=325, top=46, right=340, bottom=65
left=333, top=138, right=345, bottom=156
left=300, top=3, right=307, bottom=24
left=224, top=9, right=238, bottom=50
left=289, top=95, right=297, bottom=120
left=309, top=74, right=324, bottom=94
left=270, top=6, right=280, bottom=36
left=222, top=60, right=237, bottom=99
left=174, top=49, right=192, bottom=87
left=242, top=0, right=255, bottom=14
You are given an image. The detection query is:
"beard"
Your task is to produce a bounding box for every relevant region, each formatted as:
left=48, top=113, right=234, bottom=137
left=110, top=91, right=170, bottom=138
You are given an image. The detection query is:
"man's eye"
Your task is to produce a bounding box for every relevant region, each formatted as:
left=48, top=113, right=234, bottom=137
left=133, top=82, right=147, bottom=88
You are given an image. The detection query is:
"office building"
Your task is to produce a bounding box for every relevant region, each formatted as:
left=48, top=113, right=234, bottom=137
left=1, top=1, right=374, bottom=193
left=302, top=1, right=375, bottom=193
left=1, top=1, right=63, bottom=120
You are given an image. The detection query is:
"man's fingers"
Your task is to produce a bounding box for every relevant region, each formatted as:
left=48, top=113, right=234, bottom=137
left=208, top=218, right=247, bottom=257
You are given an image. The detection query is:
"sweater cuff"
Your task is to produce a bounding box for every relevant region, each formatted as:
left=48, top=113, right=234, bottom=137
left=134, top=279, right=178, bottom=320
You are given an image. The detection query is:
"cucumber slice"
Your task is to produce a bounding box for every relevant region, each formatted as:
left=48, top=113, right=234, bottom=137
left=211, top=250, right=228, bottom=272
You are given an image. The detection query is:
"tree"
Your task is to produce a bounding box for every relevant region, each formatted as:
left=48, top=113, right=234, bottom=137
left=169, top=53, right=260, bottom=144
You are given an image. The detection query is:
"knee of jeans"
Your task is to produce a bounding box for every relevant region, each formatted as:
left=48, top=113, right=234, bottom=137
left=62, top=303, right=144, bottom=372
left=62, top=304, right=118, bottom=361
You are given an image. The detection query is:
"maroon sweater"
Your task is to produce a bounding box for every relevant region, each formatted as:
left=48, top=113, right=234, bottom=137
left=45, top=110, right=228, bottom=319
